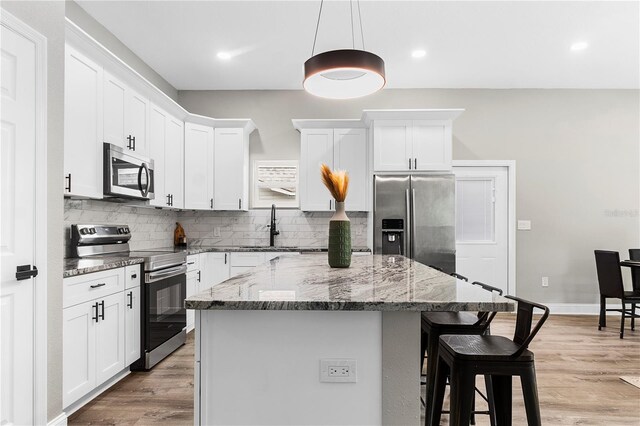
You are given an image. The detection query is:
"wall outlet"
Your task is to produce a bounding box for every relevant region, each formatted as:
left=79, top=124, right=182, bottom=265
left=542, top=276, right=549, bottom=287
left=517, top=220, right=532, bottom=230
left=320, top=359, right=357, bottom=383
left=214, top=227, right=221, bottom=237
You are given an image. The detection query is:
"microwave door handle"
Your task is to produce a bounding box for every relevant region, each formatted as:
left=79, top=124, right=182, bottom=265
left=138, top=163, right=150, bottom=197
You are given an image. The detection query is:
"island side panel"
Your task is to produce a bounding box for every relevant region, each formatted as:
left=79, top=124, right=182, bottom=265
left=198, top=310, right=383, bottom=425
left=382, top=311, right=421, bottom=425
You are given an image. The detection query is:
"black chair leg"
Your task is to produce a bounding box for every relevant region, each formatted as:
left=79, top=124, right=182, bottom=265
left=428, top=357, right=449, bottom=426
left=491, top=375, right=513, bottom=426
left=620, top=302, right=626, bottom=339
left=598, top=296, right=606, bottom=330
left=421, top=330, right=428, bottom=372
left=520, top=365, right=542, bottom=426
left=470, top=389, right=476, bottom=425
left=484, top=374, right=497, bottom=426
left=631, top=303, right=636, bottom=331
left=424, top=334, right=440, bottom=424
left=449, top=365, right=476, bottom=426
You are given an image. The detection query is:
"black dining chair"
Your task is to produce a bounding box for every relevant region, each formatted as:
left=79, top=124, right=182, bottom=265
left=629, top=249, right=640, bottom=292
left=594, top=250, right=640, bottom=338
left=430, top=295, right=549, bottom=426
left=421, top=277, right=503, bottom=425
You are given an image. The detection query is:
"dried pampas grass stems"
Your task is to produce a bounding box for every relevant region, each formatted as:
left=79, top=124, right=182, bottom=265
left=320, top=163, right=349, bottom=202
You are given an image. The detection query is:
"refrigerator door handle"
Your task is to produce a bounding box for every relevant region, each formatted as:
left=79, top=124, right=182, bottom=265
left=405, top=188, right=411, bottom=258
left=411, top=188, right=417, bottom=261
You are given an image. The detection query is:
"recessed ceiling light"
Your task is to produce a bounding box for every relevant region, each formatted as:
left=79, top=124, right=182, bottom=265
left=570, top=41, right=589, bottom=51
left=412, top=49, right=427, bottom=59
left=217, top=51, right=232, bottom=60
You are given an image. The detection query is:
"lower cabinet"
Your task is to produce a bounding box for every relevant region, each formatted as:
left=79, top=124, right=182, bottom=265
left=186, top=269, right=199, bottom=332
left=124, top=286, right=141, bottom=366
left=200, top=252, right=229, bottom=290
left=229, top=252, right=300, bottom=277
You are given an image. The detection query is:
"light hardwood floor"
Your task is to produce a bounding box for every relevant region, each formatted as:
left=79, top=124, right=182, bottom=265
left=68, top=315, right=640, bottom=425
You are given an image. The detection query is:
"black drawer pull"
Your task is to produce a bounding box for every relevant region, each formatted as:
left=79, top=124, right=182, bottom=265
left=92, top=302, right=99, bottom=323
left=127, top=291, right=133, bottom=309
left=90, top=283, right=106, bottom=289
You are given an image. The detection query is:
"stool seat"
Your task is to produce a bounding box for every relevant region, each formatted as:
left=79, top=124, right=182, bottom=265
left=440, top=335, right=535, bottom=362
left=422, top=312, right=479, bottom=327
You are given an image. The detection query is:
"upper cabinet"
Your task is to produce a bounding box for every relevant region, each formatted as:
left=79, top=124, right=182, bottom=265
left=363, top=109, right=464, bottom=172
left=184, top=123, right=214, bottom=210
left=64, top=45, right=103, bottom=199
left=103, top=71, right=150, bottom=156
left=295, top=121, right=368, bottom=212
left=149, top=104, right=184, bottom=209
left=214, top=128, right=249, bottom=211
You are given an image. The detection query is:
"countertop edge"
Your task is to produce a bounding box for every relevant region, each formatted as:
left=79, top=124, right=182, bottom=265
left=63, top=258, right=144, bottom=278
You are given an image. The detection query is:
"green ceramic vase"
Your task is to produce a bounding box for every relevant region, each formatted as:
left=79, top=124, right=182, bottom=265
left=328, top=201, right=351, bottom=268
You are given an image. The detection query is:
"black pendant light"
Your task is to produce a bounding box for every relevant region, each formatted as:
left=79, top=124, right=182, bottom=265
left=303, top=0, right=386, bottom=99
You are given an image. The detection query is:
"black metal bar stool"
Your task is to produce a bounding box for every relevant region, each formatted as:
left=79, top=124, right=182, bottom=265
left=429, top=295, right=549, bottom=426
left=421, top=276, right=503, bottom=426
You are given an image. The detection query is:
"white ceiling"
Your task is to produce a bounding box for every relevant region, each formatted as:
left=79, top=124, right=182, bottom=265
left=76, top=1, right=640, bottom=90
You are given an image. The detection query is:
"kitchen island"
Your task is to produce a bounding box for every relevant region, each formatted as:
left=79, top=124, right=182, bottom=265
left=186, top=254, right=513, bottom=425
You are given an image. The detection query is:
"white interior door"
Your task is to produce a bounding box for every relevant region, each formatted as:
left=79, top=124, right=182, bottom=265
left=1, top=20, right=37, bottom=425
left=454, top=166, right=509, bottom=294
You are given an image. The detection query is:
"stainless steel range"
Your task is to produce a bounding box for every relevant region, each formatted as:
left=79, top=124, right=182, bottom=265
left=70, top=224, right=187, bottom=370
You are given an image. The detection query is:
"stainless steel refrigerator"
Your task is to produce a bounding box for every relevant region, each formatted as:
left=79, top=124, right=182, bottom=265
left=373, top=174, right=456, bottom=273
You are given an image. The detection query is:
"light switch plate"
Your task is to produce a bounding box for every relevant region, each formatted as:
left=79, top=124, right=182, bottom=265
left=320, top=359, right=357, bottom=383
left=517, top=220, right=532, bottom=230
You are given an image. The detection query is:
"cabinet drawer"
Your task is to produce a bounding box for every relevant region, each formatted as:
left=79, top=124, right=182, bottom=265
left=187, top=255, right=200, bottom=272
left=230, top=252, right=265, bottom=267
left=64, top=268, right=124, bottom=309
left=124, top=264, right=141, bottom=289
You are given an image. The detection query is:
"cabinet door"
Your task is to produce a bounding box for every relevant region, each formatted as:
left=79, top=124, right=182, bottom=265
left=95, top=292, right=125, bottom=386
left=214, top=128, right=247, bottom=210
left=334, top=128, right=368, bottom=211
left=411, top=121, right=452, bottom=171
left=200, top=252, right=230, bottom=291
left=165, top=116, right=184, bottom=209
left=373, top=120, right=412, bottom=172
left=64, top=45, right=103, bottom=198
left=126, top=88, right=150, bottom=155
left=63, top=300, right=97, bottom=407
left=184, top=123, right=214, bottom=210
left=186, top=271, right=199, bottom=332
left=300, top=129, right=334, bottom=211
left=103, top=71, right=127, bottom=149
left=149, top=104, right=167, bottom=207
left=124, top=286, right=141, bottom=366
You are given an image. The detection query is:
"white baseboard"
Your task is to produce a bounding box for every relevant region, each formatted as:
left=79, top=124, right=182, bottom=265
left=47, top=412, right=67, bottom=426
left=64, top=368, right=130, bottom=417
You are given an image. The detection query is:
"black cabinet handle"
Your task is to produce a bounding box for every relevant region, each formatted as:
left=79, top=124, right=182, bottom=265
left=65, top=174, right=71, bottom=192
left=132, top=136, right=136, bottom=151
left=127, top=135, right=133, bottom=150
left=188, top=261, right=195, bottom=265
left=127, top=291, right=133, bottom=309
left=414, top=158, right=417, bottom=169
left=99, top=301, right=105, bottom=320
left=224, top=253, right=227, bottom=264
left=90, top=283, right=106, bottom=289
left=197, top=271, right=201, bottom=282
left=16, top=265, right=38, bottom=281
left=131, top=274, right=137, bottom=279
left=408, top=158, right=412, bottom=169
left=238, top=198, right=242, bottom=210
left=166, top=194, right=171, bottom=206
left=170, top=194, right=173, bottom=206
left=210, top=198, right=214, bottom=209
left=92, top=302, right=99, bottom=323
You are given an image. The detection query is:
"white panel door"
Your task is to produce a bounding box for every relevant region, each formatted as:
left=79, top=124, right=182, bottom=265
left=454, top=166, right=509, bottom=294
left=126, top=87, right=149, bottom=155
left=184, top=123, right=214, bottom=210
left=0, top=23, right=37, bottom=424
left=149, top=104, right=167, bottom=207
left=214, top=128, right=245, bottom=210
left=62, top=300, right=97, bottom=408
left=124, top=286, right=141, bottom=366
left=103, top=71, right=127, bottom=149
left=300, top=129, right=334, bottom=211
left=165, top=116, right=184, bottom=209
left=201, top=252, right=230, bottom=291
left=95, top=292, right=126, bottom=385
left=64, top=45, right=103, bottom=198
left=334, top=128, right=368, bottom=212
left=412, top=121, right=451, bottom=171
left=373, top=120, right=411, bottom=172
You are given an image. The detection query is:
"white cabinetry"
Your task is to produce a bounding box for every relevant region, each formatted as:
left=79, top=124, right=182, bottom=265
left=186, top=255, right=200, bottom=332
left=229, top=252, right=300, bottom=277
left=372, top=120, right=412, bottom=172
left=150, top=105, right=184, bottom=208
left=103, top=70, right=149, bottom=155
left=299, top=127, right=368, bottom=212
left=62, top=300, right=97, bottom=406
left=64, top=45, right=103, bottom=198
left=95, top=292, right=126, bottom=385
left=124, top=265, right=141, bottom=366
left=214, top=128, right=249, bottom=211
left=200, top=252, right=230, bottom=291
left=184, top=123, right=214, bottom=210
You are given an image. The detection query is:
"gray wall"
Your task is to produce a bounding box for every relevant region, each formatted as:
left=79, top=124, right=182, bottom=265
left=178, top=89, right=640, bottom=304
left=65, top=0, right=178, bottom=101
left=1, top=0, right=65, bottom=421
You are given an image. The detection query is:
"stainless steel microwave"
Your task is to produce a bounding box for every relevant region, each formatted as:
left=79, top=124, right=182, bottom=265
left=103, top=143, right=155, bottom=200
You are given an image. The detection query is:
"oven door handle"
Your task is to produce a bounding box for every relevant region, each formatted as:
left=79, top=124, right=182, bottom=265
left=138, top=163, right=150, bottom=197
left=146, top=265, right=187, bottom=283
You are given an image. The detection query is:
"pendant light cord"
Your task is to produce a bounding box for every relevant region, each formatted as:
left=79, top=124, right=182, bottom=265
left=350, top=0, right=355, bottom=49
left=311, top=0, right=324, bottom=56
left=357, top=0, right=365, bottom=50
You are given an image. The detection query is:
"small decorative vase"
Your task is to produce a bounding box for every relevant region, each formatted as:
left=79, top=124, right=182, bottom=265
left=328, top=201, right=351, bottom=268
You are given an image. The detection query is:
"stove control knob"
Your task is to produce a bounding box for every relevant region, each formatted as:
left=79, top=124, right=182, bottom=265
left=79, top=228, right=87, bottom=235
left=118, top=228, right=124, bottom=234
left=89, top=228, right=96, bottom=235
left=124, top=227, right=130, bottom=233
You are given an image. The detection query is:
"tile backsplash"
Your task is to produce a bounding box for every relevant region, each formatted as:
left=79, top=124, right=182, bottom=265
left=64, top=200, right=369, bottom=256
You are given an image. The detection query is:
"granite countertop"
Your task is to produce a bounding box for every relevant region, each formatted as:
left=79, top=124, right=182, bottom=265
left=63, top=246, right=371, bottom=278
left=185, top=254, right=513, bottom=312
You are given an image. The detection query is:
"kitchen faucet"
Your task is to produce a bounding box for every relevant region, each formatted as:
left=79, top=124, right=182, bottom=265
left=269, top=204, right=279, bottom=246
